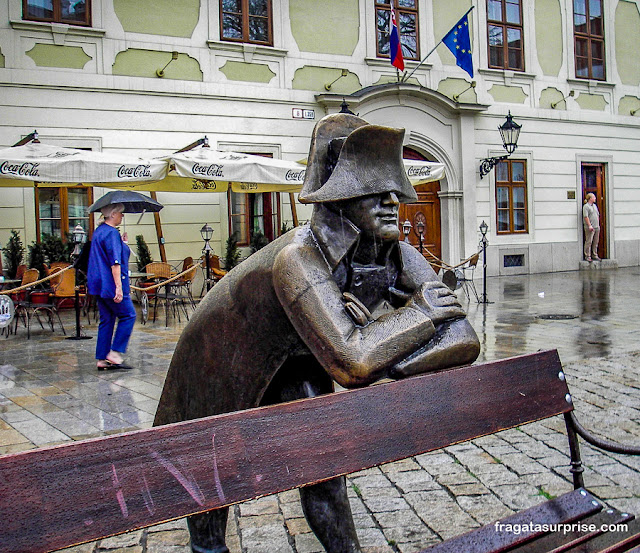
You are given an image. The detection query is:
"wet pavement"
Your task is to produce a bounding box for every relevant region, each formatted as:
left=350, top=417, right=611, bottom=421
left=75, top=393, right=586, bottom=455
left=1, top=267, right=639, bottom=553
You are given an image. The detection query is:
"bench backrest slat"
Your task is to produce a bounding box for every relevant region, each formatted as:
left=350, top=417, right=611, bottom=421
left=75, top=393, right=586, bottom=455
left=0, top=349, right=571, bottom=553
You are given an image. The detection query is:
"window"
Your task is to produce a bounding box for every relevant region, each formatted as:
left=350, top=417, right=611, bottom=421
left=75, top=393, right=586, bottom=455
left=375, top=0, right=419, bottom=62
left=487, top=0, right=524, bottom=71
left=226, top=151, right=281, bottom=246
left=495, top=159, right=527, bottom=234
left=23, top=0, right=91, bottom=26
left=220, top=0, right=272, bottom=45
left=573, top=0, right=605, bottom=80
left=228, top=191, right=281, bottom=246
left=36, top=187, right=94, bottom=241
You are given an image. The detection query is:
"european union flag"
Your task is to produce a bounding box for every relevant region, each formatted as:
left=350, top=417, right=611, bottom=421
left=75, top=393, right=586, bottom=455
left=442, top=13, right=473, bottom=78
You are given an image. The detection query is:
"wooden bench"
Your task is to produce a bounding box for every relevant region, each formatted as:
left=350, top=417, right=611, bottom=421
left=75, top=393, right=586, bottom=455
left=1, top=349, right=639, bottom=553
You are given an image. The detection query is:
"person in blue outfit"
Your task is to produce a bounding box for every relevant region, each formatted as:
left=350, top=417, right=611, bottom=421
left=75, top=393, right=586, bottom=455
left=87, top=203, right=136, bottom=370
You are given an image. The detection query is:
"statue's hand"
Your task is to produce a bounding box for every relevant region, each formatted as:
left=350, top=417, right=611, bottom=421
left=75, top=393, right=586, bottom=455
left=342, top=292, right=373, bottom=326
left=407, top=281, right=466, bottom=325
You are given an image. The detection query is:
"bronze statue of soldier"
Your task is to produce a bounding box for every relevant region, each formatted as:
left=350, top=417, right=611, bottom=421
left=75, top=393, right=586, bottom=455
left=154, top=113, right=480, bottom=553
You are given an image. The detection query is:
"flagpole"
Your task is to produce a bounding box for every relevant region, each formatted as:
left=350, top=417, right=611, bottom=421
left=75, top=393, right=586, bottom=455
left=402, top=5, right=475, bottom=83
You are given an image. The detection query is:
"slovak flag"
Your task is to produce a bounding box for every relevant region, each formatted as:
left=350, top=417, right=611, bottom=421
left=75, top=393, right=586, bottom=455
left=389, top=5, right=404, bottom=71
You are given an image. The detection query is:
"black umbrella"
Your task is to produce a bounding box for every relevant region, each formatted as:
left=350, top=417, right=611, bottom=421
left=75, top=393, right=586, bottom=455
left=88, top=190, right=164, bottom=213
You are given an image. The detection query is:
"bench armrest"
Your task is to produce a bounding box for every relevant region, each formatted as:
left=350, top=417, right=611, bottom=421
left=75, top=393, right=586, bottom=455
left=567, top=411, right=640, bottom=455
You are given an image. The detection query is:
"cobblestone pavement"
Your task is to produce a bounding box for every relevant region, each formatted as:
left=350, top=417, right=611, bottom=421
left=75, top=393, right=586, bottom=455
left=1, top=268, right=640, bottom=553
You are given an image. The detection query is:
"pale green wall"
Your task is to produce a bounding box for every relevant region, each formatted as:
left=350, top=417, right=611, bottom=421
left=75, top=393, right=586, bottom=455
left=220, top=61, right=275, bottom=83
left=540, top=87, right=566, bottom=109
left=615, top=1, right=640, bottom=85
left=112, top=50, right=202, bottom=81
left=437, top=77, right=477, bottom=102
left=113, top=0, right=200, bottom=38
left=535, top=0, right=563, bottom=76
left=26, top=44, right=91, bottom=69
left=292, top=66, right=361, bottom=93
left=433, top=0, right=473, bottom=66
left=290, top=0, right=359, bottom=55
left=575, top=93, right=607, bottom=111
left=373, top=75, right=420, bottom=86
left=488, top=85, right=527, bottom=103
left=618, top=95, right=640, bottom=115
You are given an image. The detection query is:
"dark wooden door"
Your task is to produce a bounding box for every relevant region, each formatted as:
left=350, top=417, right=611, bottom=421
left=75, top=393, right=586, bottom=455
left=399, top=182, right=442, bottom=264
left=399, top=147, right=442, bottom=265
left=581, top=163, right=606, bottom=259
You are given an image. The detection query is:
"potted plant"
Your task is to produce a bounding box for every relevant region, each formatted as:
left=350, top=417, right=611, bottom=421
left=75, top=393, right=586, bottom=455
left=29, top=290, right=51, bottom=304
left=250, top=228, right=269, bottom=253
left=2, top=230, right=25, bottom=279
left=41, top=233, right=72, bottom=264
left=224, top=233, right=241, bottom=270
left=135, top=235, right=153, bottom=273
left=28, top=241, right=47, bottom=279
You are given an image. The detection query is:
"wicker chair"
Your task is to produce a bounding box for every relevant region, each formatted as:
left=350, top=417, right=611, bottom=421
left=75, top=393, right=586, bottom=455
left=13, top=268, right=66, bottom=338
left=144, top=262, right=190, bottom=325
left=51, top=266, right=78, bottom=310
left=172, top=257, right=197, bottom=308
left=199, top=255, right=227, bottom=297
left=460, top=252, right=480, bottom=302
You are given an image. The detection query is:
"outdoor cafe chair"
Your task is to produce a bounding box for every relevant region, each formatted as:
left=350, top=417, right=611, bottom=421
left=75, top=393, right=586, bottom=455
left=460, top=252, right=480, bottom=302
left=51, top=266, right=80, bottom=310
left=13, top=268, right=66, bottom=339
left=171, top=257, right=197, bottom=309
left=15, top=264, right=27, bottom=282
left=199, top=254, right=227, bottom=297
left=144, top=262, right=190, bottom=325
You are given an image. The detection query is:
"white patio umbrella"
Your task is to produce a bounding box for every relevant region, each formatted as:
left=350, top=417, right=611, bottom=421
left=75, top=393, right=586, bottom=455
left=116, top=149, right=444, bottom=193
left=112, top=148, right=307, bottom=193
left=0, top=142, right=168, bottom=187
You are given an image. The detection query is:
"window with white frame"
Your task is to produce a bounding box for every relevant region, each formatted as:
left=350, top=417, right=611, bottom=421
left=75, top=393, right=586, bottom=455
left=220, top=0, right=273, bottom=46
left=486, top=0, right=524, bottom=71
left=495, top=159, right=528, bottom=234
left=573, top=0, right=605, bottom=80
left=375, top=0, right=419, bottom=62
left=23, top=0, right=91, bottom=26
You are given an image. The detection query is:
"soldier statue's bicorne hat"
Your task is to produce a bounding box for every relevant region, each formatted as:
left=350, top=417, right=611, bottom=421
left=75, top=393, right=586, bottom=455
left=298, top=113, right=418, bottom=204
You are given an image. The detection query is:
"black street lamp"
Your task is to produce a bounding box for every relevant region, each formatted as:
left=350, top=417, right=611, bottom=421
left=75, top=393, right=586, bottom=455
left=479, top=112, right=522, bottom=179
left=67, top=225, right=92, bottom=341
left=478, top=220, right=491, bottom=304
left=200, top=223, right=214, bottom=293
left=402, top=220, right=412, bottom=243
left=71, top=224, right=85, bottom=257
left=416, top=219, right=425, bottom=254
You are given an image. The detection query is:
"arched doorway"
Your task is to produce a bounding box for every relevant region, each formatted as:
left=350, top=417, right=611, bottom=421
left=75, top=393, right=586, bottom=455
left=399, top=147, right=442, bottom=265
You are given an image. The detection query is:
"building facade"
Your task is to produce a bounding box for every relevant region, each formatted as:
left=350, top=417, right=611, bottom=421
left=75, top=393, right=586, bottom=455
left=1, top=0, right=639, bottom=275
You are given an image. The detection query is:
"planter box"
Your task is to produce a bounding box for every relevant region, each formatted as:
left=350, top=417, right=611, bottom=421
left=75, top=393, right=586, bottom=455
left=30, top=292, right=51, bottom=304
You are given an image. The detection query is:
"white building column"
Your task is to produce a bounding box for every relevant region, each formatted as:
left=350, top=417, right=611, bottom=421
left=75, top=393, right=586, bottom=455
left=459, top=113, right=480, bottom=259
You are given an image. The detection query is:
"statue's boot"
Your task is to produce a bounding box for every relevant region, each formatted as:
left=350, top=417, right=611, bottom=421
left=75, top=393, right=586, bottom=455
left=187, top=507, right=229, bottom=553
left=300, top=476, right=362, bottom=553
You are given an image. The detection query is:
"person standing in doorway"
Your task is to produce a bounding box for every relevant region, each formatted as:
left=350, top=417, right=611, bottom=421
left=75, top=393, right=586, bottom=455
left=87, top=203, right=136, bottom=370
left=583, top=192, right=601, bottom=262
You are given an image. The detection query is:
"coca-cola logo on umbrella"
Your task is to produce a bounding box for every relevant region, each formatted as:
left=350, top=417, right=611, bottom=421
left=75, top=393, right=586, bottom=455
left=406, top=165, right=432, bottom=177
left=285, top=169, right=306, bottom=182
left=0, top=161, right=40, bottom=177
left=117, top=165, right=152, bottom=179
left=192, top=163, right=224, bottom=178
